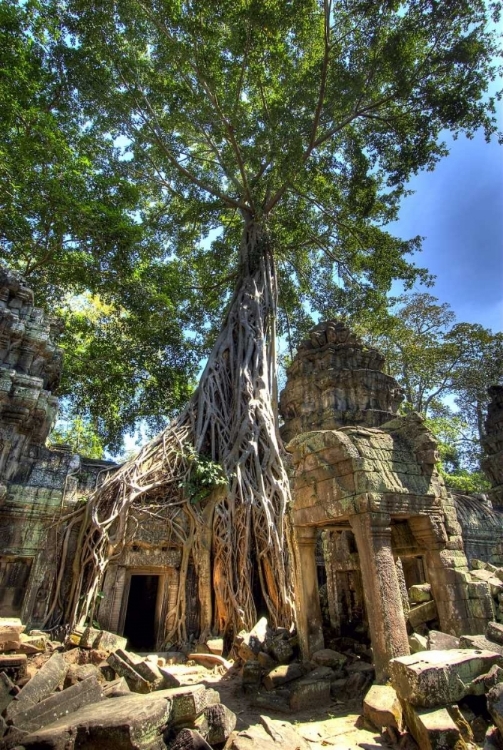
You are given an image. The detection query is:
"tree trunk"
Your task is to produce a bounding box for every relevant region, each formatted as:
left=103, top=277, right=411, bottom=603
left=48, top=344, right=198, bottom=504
left=50, top=217, right=294, bottom=641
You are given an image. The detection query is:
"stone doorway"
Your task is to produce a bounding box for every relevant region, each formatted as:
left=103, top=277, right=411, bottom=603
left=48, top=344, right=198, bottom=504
left=122, top=574, right=160, bottom=651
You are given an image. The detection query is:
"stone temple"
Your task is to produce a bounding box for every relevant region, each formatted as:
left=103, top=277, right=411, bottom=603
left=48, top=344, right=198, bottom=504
left=1, top=270, right=502, bottom=679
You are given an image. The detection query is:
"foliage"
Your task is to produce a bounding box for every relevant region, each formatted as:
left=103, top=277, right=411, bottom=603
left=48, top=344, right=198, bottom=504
left=178, top=444, right=229, bottom=505
left=48, top=415, right=104, bottom=459
left=352, top=294, right=503, bottom=470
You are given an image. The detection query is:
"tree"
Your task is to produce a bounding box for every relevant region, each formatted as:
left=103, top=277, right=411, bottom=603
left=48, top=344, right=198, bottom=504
left=0, top=0, right=200, bottom=449
left=43, top=0, right=501, bottom=639
left=350, top=292, right=503, bottom=472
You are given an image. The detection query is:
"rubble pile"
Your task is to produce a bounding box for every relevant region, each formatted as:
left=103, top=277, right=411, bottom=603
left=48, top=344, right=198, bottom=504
left=0, top=618, right=239, bottom=750
left=236, top=617, right=374, bottom=715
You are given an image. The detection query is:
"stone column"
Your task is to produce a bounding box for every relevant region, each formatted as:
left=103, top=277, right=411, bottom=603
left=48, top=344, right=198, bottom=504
left=294, top=526, right=324, bottom=658
left=349, top=511, right=409, bottom=681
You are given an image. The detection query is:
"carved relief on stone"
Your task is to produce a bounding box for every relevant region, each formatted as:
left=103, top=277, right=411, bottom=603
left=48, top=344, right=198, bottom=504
left=279, top=320, right=404, bottom=442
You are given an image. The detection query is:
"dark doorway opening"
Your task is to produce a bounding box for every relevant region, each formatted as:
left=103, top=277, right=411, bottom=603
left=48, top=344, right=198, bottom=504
left=123, top=575, right=159, bottom=651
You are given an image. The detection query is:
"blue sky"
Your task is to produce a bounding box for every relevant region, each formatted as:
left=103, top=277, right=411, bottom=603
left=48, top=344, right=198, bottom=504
left=391, top=126, right=503, bottom=333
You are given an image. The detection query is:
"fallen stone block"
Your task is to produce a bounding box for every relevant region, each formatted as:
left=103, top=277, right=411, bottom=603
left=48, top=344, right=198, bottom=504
left=363, top=684, right=403, bottom=732
left=0, top=671, right=16, bottom=713
left=263, top=662, right=304, bottom=690
left=226, top=715, right=308, bottom=749
left=409, top=583, right=432, bottom=603
left=21, top=692, right=170, bottom=750
left=242, top=660, right=261, bottom=693
left=311, top=648, right=347, bottom=669
left=289, top=675, right=331, bottom=711
left=460, top=634, right=503, bottom=657
left=268, top=635, right=294, bottom=665
left=107, top=651, right=151, bottom=694
left=102, top=676, right=131, bottom=697
left=446, top=704, right=473, bottom=745
left=64, top=663, right=101, bottom=688
left=487, top=682, right=503, bottom=736
left=487, top=621, right=503, bottom=646
left=206, top=638, right=223, bottom=655
left=257, top=651, right=277, bottom=670
left=346, top=660, right=375, bottom=677
left=409, top=633, right=428, bottom=653
left=98, top=660, right=116, bottom=681
left=0, top=640, right=21, bottom=652
left=8, top=674, right=103, bottom=733
left=407, top=600, right=438, bottom=629
left=132, top=658, right=165, bottom=688
left=427, top=630, right=460, bottom=650
left=87, top=628, right=127, bottom=653
left=0, top=654, right=27, bottom=682
left=158, top=665, right=181, bottom=688
left=6, top=652, right=67, bottom=721
left=0, top=618, right=24, bottom=645
left=155, top=684, right=211, bottom=724
left=401, top=702, right=467, bottom=750
left=389, top=649, right=503, bottom=708
left=168, top=728, right=212, bottom=749
left=252, top=691, right=291, bottom=713
left=483, top=726, right=503, bottom=750
left=194, top=702, right=237, bottom=745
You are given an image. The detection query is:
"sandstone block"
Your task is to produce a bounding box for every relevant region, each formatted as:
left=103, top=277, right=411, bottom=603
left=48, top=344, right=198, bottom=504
left=21, top=692, right=170, bottom=750
left=401, top=702, right=467, bottom=750
left=268, top=636, right=294, bottom=664
left=102, top=676, right=131, bottom=697
left=363, top=684, right=403, bottom=732
left=93, top=629, right=128, bottom=653
left=158, top=666, right=181, bottom=688
left=408, top=583, right=432, bottom=603
left=487, top=621, right=503, bottom=646
left=64, top=663, right=101, bottom=688
left=0, top=671, right=16, bottom=713
left=206, top=638, right=223, bottom=655
left=257, top=651, right=277, bottom=670
left=389, top=649, right=503, bottom=707
left=409, top=633, right=428, bottom=653
left=263, top=663, right=304, bottom=690
left=194, top=703, right=237, bottom=745
left=169, top=728, right=212, bottom=749
left=311, top=648, right=347, bottom=669
left=487, top=683, right=503, bottom=736
left=0, top=618, right=25, bottom=645
left=407, top=600, right=438, bottom=629
left=155, top=684, right=210, bottom=724
left=0, top=654, right=27, bottom=682
left=6, top=652, right=67, bottom=721
left=242, top=660, right=262, bottom=693
left=427, top=631, right=460, bottom=650
left=106, top=652, right=151, bottom=694
left=459, top=634, right=503, bottom=658
left=289, top=676, right=331, bottom=711
left=9, top=675, right=103, bottom=733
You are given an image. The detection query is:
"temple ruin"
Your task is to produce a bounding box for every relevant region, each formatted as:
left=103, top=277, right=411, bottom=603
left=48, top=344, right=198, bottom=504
left=1, top=269, right=502, bottom=680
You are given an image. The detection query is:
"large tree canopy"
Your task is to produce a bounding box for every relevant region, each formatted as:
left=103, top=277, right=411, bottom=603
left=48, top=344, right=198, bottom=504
left=3, top=0, right=501, bottom=640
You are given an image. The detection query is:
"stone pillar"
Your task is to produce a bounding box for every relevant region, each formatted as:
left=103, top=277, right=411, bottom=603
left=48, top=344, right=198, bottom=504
left=349, top=511, right=409, bottom=681
left=294, top=526, right=324, bottom=658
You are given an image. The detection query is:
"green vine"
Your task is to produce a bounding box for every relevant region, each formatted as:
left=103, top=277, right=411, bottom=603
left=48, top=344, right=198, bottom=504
left=179, top=445, right=229, bottom=504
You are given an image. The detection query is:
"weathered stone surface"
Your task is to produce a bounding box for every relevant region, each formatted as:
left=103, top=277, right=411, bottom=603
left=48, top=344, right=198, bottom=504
left=409, top=633, right=428, bottom=653
left=63, top=663, right=101, bottom=688
left=0, top=618, right=24, bottom=644
left=21, top=692, right=170, bottom=750
left=487, top=682, right=503, bottom=736
left=389, top=649, right=503, bottom=707
left=6, top=652, right=67, bottom=720
left=408, top=600, right=438, bottom=629
left=268, top=636, right=294, bottom=665
left=311, top=648, right=347, bottom=669
left=363, top=684, right=403, bottom=732
left=427, top=631, right=460, bottom=650
left=409, top=584, right=432, bottom=603
left=194, top=702, right=237, bottom=745
left=206, top=638, right=223, bottom=656
left=459, top=633, right=503, bottom=658
left=107, top=651, right=151, bottom=694
left=483, top=726, right=503, bottom=750
left=155, top=684, right=211, bottom=725
left=263, top=663, right=305, bottom=690
left=401, top=702, right=468, bottom=750
left=487, top=621, right=503, bottom=646
left=242, top=660, right=262, bottom=693
left=168, top=728, right=212, bottom=749
left=226, top=716, right=309, bottom=749
left=8, top=674, right=103, bottom=732
left=257, top=651, right=277, bottom=670
left=158, top=666, right=181, bottom=688
left=289, top=677, right=331, bottom=711
left=0, top=654, right=27, bottom=682
left=0, top=670, right=16, bottom=713
left=102, top=676, right=130, bottom=697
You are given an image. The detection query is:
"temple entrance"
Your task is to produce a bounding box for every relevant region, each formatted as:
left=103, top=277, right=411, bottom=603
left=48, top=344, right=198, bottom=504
left=123, top=574, right=159, bottom=651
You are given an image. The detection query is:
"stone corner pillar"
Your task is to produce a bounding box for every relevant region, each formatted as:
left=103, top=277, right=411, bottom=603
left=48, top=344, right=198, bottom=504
left=292, top=525, right=324, bottom=659
left=349, top=511, right=409, bottom=681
